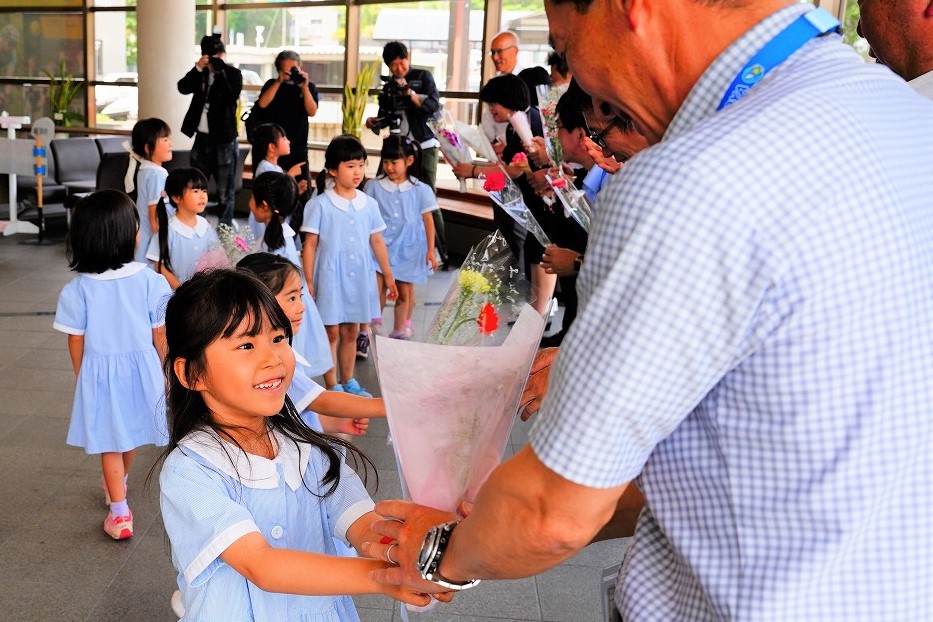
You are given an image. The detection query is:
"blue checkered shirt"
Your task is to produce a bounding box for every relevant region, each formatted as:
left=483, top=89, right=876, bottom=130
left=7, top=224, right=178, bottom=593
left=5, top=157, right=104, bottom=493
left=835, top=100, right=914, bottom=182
left=531, top=5, right=933, bottom=621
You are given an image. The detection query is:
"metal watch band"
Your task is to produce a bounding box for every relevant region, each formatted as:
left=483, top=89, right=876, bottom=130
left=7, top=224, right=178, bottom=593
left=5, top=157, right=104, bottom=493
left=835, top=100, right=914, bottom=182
left=417, top=520, right=481, bottom=590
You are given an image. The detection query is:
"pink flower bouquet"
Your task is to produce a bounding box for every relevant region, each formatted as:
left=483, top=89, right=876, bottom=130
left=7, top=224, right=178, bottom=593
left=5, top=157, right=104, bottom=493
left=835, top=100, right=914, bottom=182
left=547, top=173, right=595, bottom=232
left=373, top=231, right=546, bottom=511
left=428, top=112, right=473, bottom=193
left=194, top=223, right=258, bottom=272
left=485, top=167, right=553, bottom=248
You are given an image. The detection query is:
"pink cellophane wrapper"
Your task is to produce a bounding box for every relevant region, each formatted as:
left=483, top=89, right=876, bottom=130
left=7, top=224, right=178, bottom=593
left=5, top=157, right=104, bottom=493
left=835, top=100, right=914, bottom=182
left=372, top=304, right=546, bottom=513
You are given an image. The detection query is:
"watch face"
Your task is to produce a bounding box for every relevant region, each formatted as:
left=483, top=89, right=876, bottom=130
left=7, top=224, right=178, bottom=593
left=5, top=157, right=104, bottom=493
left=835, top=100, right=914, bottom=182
left=417, top=529, right=435, bottom=571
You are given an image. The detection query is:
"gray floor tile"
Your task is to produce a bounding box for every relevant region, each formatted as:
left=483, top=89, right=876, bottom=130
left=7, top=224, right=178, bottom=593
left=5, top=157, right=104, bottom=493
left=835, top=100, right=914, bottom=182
left=535, top=565, right=607, bottom=622
left=0, top=578, right=103, bottom=622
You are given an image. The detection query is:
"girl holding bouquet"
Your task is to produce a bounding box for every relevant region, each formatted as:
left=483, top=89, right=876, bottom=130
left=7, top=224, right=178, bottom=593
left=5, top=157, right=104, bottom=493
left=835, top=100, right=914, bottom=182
left=248, top=171, right=332, bottom=377
left=300, top=135, right=398, bottom=397
left=158, top=269, right=442, bottom=621
left=450, top=74, right=558, bottom=313
left=146, top=168, right=219, bottom=289
left=364, top=135, right=438, bottom=340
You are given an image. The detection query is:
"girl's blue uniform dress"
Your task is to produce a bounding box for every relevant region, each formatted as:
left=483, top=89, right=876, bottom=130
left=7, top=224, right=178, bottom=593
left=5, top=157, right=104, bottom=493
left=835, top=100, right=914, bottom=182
left=160, top=427, right=374, bottom=622
left=247, top=159, right=282, bottom=242
left=53, top=262, right=172, bottom=453
left=364, top=177, right=438, bottom=284
left=290, top=349, right=326, bottom=432
left=262, top=222, right=333, bottom=377
left=300, top=189, right=386, bottom=325
left=134, top=160, right=169, bottom=263
left=146, top=215, right=219, bottom=283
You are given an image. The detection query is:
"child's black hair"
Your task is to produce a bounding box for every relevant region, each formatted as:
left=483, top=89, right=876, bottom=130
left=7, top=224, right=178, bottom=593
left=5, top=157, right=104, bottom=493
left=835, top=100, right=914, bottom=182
left=376, top=135, right=423, bottom=183
left=236, top=252, right=301, bottom=299
left=323, top=134, right=367, bottom=171
left=250, top=123, right=287, bottom=170
left=155, top=168, right=209, bottom=277
left=158, top=269, right=374, bottom=496
left=251, top=171, right=299, bottom=253
left=131, top=117, right=171, bottom=160
left=67, top=190, right=140, bottom=274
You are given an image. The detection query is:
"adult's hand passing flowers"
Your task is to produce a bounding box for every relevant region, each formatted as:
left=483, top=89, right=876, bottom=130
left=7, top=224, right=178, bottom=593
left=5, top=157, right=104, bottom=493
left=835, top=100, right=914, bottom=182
left=366, top=501, right=461, bottom=597
left=518, top=347, right=559, bottom=421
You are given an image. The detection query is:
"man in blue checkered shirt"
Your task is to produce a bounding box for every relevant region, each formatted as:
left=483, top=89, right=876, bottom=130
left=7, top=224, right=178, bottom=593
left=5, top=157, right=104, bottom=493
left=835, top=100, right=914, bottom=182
left=370, top=1, right=933, bottom=619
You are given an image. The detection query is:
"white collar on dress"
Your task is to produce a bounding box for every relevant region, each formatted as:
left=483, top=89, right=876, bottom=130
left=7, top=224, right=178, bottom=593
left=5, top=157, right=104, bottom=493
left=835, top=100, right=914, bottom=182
left=84, top=261, right=148, bottom=281
left=325, top=188, right=368, bottom=213
left=179, top=427, right=308, bottom=491
left=138, top=159, right=162, bottom=171
left=168, top=215, right=210, bottom=239
left=281, top=221, right=295, bottom=238
left=377, top=177, right=415, bottom=193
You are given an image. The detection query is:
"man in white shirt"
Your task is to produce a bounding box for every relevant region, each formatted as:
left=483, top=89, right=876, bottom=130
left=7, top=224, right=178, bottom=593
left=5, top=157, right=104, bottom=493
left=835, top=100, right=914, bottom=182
left=857, top=0, right=933, bottom=98
left=481, top=31, right=525, bottom=142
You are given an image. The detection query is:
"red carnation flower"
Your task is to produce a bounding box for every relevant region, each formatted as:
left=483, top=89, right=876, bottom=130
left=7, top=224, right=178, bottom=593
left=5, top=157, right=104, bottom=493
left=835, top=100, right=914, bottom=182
left=550, top=177, right=568, bottom=189
left=483, top=171, right=507, bottom=192
left=477, top=302, right=499, bottom=335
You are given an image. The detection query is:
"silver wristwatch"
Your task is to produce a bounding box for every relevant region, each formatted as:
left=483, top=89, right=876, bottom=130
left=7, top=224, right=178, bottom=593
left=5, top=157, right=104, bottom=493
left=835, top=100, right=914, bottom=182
left=417, top=520, right=481, bottom=590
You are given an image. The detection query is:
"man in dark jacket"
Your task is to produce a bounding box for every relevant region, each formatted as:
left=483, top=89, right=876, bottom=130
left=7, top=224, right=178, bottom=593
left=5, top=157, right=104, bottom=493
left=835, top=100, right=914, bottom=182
left=177, top=33, right=242, bottom=226
left=366, top=41, right=449, bottom=268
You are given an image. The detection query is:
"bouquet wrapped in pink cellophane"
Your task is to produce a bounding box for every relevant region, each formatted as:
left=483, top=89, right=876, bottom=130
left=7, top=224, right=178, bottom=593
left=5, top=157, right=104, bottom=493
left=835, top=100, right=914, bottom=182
left=372, top=232, right=546, bottom=512
left=428, top=111, right=473, bottom=193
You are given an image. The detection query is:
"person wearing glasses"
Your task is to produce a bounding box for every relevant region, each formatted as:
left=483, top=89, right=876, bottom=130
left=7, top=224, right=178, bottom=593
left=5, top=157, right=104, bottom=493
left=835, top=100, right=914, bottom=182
left=368, top=0, right=933, bottom=620
left=451, top=74, right=557, bottom=314
left=481, top=31, right=525, bottom=143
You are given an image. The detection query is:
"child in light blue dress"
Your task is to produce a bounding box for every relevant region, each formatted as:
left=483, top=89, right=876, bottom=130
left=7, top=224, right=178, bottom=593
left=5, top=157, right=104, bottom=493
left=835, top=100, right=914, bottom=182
left=247, top=123, right=309, bottom=241
left=54, top=190, right=172, bottom=541
left=364, top=135, right=438, bottom=340
left=127, top=118, right=173, bottom=263
left=236, top=252, right=387, bottom=437
left=248, top=171, right=332, bottom=376
left=158, top=269, right=436, bottom=621
left=146, top=168, right=219, bottom=289
left=300, top=136, right=397, bottom=397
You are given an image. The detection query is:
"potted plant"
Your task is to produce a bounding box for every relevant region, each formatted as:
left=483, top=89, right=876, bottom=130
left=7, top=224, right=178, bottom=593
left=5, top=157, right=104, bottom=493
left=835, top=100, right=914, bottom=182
left=341, top=61, right=379, bottom=137
left=44, top=61, right=85, bottom=128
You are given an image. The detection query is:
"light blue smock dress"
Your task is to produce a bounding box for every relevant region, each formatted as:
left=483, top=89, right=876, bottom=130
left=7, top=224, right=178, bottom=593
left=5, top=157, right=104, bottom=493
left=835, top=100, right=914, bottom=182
left=53, top=262, right=172, bottom=453
left=300, top=189, right=386, bottom=325
left=146, top=215, right=219, bottom=283
left=134, top=160, right=169, bottom=263
left=289, top=348, right=326, bottom=432
left=247, top=159, right=282, bottom=242
left=262, top=222, right=333, bottom=377
left=364, top=176, right=438, bottom=284
left=160, top=427, right=374, bottom=622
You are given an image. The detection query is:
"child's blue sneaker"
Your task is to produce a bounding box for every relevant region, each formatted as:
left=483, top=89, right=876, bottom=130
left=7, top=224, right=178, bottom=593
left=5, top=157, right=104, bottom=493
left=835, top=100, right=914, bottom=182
left=344, top=378, right=373, bottom=398
left=330, top=384, right=345, bottom=392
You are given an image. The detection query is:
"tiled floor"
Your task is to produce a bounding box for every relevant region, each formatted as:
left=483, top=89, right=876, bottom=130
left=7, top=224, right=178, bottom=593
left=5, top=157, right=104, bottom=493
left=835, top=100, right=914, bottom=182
left=0, top=220, right=628, bottom=622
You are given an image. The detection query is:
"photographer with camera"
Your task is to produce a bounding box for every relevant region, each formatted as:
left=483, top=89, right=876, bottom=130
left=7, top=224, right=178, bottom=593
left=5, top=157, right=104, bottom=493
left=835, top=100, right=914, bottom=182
left=254, top=50, right=319, bottom=190
left=365, top=42, right=449, bottom=269
left=177, top=31, right=243, bottom=227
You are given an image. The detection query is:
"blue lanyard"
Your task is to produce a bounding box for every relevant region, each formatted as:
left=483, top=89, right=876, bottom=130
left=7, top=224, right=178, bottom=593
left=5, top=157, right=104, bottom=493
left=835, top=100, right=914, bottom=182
left=718, top=8, right=840, bottom=111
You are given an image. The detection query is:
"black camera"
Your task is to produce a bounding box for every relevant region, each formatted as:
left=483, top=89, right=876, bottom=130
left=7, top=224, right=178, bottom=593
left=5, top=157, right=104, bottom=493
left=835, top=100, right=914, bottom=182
left=289, top=66, right=306, bottom=86
left=371, top=75, right=422, bottom=134
left=208, top=56, right=226, bottom=72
